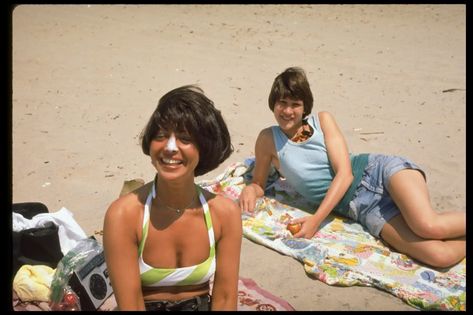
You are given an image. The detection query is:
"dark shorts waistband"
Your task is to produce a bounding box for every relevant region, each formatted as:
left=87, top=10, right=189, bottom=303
left=144, top=293, right=211, bottom=311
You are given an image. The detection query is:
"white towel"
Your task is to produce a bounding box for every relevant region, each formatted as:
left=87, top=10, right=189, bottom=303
left=13, top=207, right=88, bottom=255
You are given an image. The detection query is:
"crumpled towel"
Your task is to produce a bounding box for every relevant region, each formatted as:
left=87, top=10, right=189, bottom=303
left=12, top=207, right=88, bottom=255
left=13, top=265, right=55, bottom=302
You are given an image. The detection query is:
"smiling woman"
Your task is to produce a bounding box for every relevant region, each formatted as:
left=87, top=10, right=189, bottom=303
left=140, top=85, right=233, bottom=177
left=239, top=67, right=465, bottom=269
left=103, top=85, right=242, bottom=311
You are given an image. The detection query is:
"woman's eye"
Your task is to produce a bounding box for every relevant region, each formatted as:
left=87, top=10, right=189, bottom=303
left=154, top=132, right=166, bottom=140
left=178, top=136, right=192, bottom=144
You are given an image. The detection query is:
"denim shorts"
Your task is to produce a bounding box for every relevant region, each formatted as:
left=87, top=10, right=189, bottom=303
left=347, top=154, right=426, bottom=237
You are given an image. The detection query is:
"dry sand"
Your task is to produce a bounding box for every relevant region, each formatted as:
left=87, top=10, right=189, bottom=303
left=12, top=4, right=465, bottom=311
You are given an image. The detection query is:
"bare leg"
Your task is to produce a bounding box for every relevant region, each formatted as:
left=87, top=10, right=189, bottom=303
left=381, top=215, right=466, bottom=268
left=387, top=169, right=465, bottom=239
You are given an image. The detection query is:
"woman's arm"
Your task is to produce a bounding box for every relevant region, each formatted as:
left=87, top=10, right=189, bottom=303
left=103, top=199, right=145, bottom=310
left=211, top=197, right=243, bottom=310
left=239, top=128, right=275, bottom=212
left=293, top=111, right=354, bottom=238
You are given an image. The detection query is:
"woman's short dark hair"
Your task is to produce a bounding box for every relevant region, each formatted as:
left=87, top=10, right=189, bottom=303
left=140, top=85, right=233, bottom=177
left=268, top=67, right=314, bottom=118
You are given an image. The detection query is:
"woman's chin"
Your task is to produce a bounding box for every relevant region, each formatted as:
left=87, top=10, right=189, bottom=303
left=157, top=167, right=196, bottom=183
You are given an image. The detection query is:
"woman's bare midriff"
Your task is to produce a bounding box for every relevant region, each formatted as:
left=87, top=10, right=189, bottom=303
left=142, top=282, right=210, bottom=302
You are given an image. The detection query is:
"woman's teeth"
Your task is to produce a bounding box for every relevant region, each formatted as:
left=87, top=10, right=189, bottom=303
left=162, top=158, right=181, bottom=164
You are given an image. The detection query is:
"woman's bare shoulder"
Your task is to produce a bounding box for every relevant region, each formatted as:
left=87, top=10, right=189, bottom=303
left=317, top=110, right=335, bottom=122
left=258, top=126, right=274, bottom=138
left=206, top=192, right=240, bottom=219
left=105, top=181, right=152, bottom=221
left=256, top=127, right=276, bottom=149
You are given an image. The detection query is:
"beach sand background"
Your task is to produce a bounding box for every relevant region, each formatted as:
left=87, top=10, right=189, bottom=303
left=12, top=4, right=465, bottom=310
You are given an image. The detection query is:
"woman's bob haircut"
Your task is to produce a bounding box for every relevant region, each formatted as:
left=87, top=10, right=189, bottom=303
left=140, top=85, right=233, bottom=177
left=268, top=67, right=314, bottom=118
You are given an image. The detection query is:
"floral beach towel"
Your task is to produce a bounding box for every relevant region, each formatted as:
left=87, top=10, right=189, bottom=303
left=198, top=159, right=466, bottom=311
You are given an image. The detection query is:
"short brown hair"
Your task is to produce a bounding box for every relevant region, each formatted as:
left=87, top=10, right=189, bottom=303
left=268, top=67, right=314, bottom=118
left=140, top=85, right=233, bottom=176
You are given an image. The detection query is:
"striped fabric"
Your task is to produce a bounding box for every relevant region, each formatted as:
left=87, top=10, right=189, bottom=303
left=139, top=183, right=216, bottom=287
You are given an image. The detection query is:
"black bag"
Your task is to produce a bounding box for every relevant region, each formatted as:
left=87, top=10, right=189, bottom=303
left=12, top=202, right=64, bottom=275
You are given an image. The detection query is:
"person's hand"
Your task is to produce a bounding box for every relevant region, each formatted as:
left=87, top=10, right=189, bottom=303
left=290, top=215, right=321, bottom=239
left=239, top=185, right=258, bottom=213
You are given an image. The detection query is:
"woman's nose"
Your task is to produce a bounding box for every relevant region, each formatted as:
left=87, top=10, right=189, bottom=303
left=165, top=133, right=178, bottom=153
left=282, top=105, right=293, bottom=114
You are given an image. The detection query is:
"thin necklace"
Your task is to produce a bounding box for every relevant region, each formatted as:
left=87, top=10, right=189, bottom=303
left=155, top=188, right=198, bottom=214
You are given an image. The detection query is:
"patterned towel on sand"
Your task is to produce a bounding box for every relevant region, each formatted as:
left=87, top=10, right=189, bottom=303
left=212, top=277, right=295, bottom=311
left=13, top=277, right=294, bottom=311
left=198, top=159, right=466, bottom=311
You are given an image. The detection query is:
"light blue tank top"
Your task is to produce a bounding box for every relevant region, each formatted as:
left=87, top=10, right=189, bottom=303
left=271, top=114, right=368, bottom=215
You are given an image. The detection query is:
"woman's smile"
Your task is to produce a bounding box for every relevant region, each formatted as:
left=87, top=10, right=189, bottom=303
left=160, top=157, right=183, bottom=165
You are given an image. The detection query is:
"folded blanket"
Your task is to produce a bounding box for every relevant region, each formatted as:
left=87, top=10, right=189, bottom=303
left=198, top=159, right=466, bottom=311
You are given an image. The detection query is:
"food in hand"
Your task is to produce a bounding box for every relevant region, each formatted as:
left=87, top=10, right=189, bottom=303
left=287, top=223, right=302, bottom=235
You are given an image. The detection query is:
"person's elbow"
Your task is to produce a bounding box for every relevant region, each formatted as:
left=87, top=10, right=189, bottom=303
left=211, top=292, right=238, bottom=311
left=340, top=170, right=354, bottom=188
left=347, top=172, right=354, bottom=183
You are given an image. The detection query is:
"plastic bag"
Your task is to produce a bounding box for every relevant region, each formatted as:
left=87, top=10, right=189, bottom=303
left=50, top=287, right=81, bottom=311
left=49, top=238, right=102, bottom=311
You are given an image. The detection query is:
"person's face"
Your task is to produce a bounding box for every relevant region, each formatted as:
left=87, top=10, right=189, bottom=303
left=273, top=97, right=305, bottom=137
left=149, top=129, right=199, bottom=181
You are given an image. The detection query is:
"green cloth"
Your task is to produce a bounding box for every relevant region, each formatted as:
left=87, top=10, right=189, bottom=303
left=334, top=153, right=369, bottom=216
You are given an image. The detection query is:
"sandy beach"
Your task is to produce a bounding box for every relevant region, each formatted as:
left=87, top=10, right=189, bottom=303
left=12, top=4, right=465, bottom=310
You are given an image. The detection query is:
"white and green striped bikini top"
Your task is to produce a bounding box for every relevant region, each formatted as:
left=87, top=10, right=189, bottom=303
left=138, top=182, right=216, bottom=287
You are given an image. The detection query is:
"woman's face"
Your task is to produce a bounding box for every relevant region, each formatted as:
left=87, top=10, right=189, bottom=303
left=273, top=97, right=305, bottom=138
left=149, top=129, right=199, bottom=181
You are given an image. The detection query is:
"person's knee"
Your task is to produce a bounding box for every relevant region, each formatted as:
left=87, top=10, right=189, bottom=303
left=422, top=245, right=461, bottom=268
left=410, top=218, right=446, bottom=239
